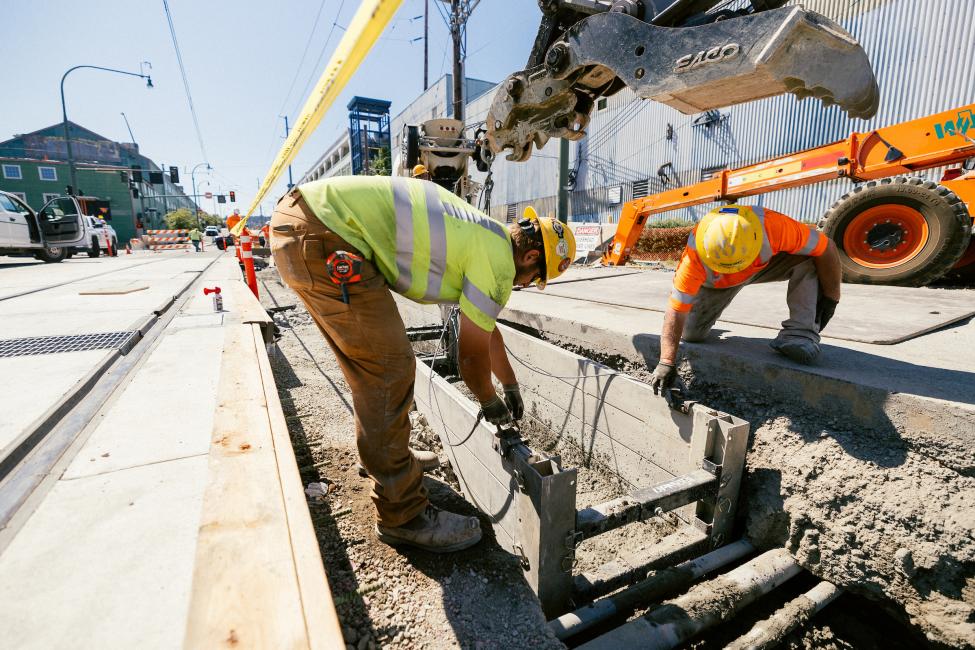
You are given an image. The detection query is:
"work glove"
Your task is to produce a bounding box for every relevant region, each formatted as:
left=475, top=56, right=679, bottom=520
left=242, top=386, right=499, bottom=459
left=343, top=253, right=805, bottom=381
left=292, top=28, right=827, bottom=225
left=649, top=362, right=677, bottom=395
left=816, top=293, right=839, bottom=332
left=480, top=396, right=513, bottom=427
left=502, top=384, right=524, bottom=421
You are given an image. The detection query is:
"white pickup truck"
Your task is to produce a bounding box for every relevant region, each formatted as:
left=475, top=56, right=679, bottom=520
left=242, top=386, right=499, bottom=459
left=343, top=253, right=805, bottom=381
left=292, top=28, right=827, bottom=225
left=0, top=191, right=89, bottom=263
left=72, top=214, right=119, bottom=258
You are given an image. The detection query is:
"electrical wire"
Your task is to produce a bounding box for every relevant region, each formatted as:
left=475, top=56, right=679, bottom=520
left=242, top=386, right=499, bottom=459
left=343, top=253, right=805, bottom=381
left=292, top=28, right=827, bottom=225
left=290, top=0, right=348, bottom=119
left=275, top=0, right=330, bottom=120
left=161, top=0, right=209, bottom=164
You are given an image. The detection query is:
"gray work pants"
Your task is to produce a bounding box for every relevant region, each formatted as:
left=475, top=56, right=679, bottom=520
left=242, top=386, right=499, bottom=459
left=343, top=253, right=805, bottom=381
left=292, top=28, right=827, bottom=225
left=683, top=254, right=821, bottom=344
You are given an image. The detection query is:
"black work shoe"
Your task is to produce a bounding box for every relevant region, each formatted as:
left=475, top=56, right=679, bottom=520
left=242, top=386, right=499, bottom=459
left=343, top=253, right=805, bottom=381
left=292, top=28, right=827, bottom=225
left=357, top=449, right=440, bottom=478
left=769, top=337, right=820, bottom=364
left=376, top=505, right=482, bottom=553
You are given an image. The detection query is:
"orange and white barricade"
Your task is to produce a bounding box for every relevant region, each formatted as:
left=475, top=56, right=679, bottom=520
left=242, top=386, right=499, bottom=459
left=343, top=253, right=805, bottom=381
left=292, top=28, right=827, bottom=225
left=146, top=229, right=192, bottom=252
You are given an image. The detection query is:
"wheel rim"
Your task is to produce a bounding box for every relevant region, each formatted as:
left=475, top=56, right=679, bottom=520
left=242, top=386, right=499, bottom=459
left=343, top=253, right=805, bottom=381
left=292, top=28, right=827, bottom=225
left=842, top=205, right=929, bottom=269
left=47, top=247, right=61, bottom=256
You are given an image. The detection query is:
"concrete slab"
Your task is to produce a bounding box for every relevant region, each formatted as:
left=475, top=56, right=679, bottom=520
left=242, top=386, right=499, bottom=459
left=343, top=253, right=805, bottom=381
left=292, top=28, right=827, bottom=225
left=0, top=454, right=209, bottom=650
left=0, top=349, right=114, bottom=454
left=506, top=277, right=975, bottom=409
left=531, top=266, right=975, bottom=344
left=62, top=326, right=224, bottom=480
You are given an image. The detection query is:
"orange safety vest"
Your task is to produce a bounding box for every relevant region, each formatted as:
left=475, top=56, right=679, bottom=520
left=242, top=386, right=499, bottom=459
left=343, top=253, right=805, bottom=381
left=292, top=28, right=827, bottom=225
left=669, top=207, right=828, bottom=312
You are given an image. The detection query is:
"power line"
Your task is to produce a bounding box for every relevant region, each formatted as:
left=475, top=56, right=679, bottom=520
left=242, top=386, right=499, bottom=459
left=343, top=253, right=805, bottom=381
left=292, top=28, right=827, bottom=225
left=290, top=0, right=348, bottom=118
left=275, top=0, right=330, bottom=119
left=162, top=0, right=209, bottom=164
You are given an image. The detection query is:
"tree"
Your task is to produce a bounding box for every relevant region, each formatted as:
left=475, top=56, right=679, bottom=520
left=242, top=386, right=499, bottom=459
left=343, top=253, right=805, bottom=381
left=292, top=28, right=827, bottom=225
left=368, top=147, right=392, bottom=176
left=164, top=208, right=197, bottom=230
left=164, top=208, right=223, bottom=229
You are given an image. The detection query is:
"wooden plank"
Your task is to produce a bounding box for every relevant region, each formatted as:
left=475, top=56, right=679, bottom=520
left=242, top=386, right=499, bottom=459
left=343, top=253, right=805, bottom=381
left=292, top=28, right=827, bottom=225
left=183, top=324, right=319, bottom=649
left=414, top=362, right=577, bottom=617
left=252, top=324, right=345, bottom=650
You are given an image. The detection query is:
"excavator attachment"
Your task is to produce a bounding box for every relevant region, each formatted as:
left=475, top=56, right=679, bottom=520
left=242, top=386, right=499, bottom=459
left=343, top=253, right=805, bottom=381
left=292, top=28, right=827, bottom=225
left=486, top=2, right=879, bottom=162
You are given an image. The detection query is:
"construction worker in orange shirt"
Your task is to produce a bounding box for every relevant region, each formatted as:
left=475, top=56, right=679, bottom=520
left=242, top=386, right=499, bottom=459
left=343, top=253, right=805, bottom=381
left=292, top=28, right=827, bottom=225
left=650, top=205, right=842, bottom=393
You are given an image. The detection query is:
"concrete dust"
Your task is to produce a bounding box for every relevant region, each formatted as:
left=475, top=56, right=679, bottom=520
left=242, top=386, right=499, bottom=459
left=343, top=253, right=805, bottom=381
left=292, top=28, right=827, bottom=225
left=258, top=268, right=562, bottom=650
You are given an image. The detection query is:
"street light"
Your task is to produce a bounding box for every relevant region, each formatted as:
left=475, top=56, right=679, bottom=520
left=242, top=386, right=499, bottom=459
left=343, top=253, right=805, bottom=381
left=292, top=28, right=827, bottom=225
left=60, top=64, right=153, bottom=196
left=190, top=162, right=212, bottom=227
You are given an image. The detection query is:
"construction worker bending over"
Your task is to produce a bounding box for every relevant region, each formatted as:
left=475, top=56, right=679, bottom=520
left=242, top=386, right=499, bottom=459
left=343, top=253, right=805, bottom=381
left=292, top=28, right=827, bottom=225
left=270, top=177, right=576, bottom=554
left=650, top=205, right=842, bottom=392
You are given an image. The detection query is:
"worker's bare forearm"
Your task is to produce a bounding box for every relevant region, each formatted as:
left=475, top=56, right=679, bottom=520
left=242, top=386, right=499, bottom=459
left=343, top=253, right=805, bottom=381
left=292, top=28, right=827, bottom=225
left=459, top=354, right=496, bottom=404
left=490, top=327, right=517, bottom=386
left=660, top=308, right=687, bottom=365
left=815, top=240, right=843, bottom=300
left=458, top=314, right=500, bottom=403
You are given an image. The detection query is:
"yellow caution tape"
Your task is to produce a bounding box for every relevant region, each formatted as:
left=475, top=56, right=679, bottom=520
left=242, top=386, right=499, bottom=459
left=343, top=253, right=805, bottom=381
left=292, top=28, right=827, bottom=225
left=234, top=0, right=404, bottom=235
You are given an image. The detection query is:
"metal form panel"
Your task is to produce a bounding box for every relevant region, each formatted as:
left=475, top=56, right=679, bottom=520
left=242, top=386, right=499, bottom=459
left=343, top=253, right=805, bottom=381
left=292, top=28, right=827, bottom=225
left=412, top=324, right=750, bottom=616
left=413, top=360, right=578, bottom=617
left=464, top=0, right=975, bottom=225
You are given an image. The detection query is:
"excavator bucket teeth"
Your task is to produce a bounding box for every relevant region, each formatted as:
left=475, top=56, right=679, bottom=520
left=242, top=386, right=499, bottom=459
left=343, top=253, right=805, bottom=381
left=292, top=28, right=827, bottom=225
left=487, top=6, right=879, bottom=161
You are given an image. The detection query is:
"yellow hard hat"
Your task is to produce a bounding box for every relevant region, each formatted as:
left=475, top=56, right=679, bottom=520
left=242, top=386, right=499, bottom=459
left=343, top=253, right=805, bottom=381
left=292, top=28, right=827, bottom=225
left=523, top=206, right=576, bottom=289
left=412, top=164, right=428, bottom=177
left=695, top=205, right=763, bottom=274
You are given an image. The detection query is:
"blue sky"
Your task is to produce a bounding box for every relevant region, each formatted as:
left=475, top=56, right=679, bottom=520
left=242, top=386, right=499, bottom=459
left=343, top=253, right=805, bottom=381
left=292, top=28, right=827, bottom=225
left=3, top=1, right=538, bottom=216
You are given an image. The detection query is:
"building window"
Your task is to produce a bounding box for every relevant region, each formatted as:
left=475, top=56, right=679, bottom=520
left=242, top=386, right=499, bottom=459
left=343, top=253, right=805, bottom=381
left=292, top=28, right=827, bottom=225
left=596, top=97, right=608, bottom=111
left=38, top=166, right=58, bottom=181
left=9, top=191, right=27, bottom=202
left=42, top=193, right=60, bottom=203
left=2, top=164, right=22, bottom=180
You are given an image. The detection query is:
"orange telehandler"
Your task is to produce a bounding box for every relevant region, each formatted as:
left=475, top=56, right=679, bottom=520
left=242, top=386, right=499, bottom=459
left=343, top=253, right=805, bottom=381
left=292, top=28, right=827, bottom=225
left=604, top=103, right=975, bottom=286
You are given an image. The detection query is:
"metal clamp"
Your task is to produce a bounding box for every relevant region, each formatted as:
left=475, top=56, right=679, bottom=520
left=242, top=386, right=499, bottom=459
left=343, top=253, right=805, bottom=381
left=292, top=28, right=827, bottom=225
left=512, top=543, right=531, bottom=571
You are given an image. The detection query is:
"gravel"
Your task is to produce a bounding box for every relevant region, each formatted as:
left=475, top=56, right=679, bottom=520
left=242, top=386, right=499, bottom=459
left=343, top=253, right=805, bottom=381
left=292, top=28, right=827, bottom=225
left=258, top=268, right=563, bottom=649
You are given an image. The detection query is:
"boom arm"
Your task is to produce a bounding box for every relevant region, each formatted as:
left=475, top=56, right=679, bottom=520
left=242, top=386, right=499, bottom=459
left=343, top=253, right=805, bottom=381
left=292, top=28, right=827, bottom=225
left=604, top=103, right=975, bottom=266
left=485, top=0, right=879, bottom=162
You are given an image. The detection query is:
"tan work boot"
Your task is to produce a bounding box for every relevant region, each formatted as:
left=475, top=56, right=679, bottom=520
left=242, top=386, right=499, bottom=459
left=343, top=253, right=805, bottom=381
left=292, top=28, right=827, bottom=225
left=376, top=504, right=482, bottom=553
left=357, top=449, right=439, bottom=478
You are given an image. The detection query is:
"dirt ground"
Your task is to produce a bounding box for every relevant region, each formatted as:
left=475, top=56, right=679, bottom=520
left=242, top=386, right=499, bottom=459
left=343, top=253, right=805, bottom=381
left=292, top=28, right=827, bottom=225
left=258, top=268, right=563, bottom=650
left=256, top=261, right=968, bottom=648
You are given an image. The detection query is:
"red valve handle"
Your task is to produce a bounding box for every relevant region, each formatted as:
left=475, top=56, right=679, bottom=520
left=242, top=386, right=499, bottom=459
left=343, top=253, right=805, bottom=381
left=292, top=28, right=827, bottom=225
left=203, top=286, right=222, bottom=296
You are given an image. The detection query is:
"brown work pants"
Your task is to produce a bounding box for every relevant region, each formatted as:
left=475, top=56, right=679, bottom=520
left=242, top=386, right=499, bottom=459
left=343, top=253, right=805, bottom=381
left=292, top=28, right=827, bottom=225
left=270, top=191, right=427, bottom=527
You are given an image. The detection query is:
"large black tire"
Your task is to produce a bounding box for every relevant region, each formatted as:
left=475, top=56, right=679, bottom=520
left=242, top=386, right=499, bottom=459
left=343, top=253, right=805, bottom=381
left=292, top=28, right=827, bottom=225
left=110, top=237, right=119, bottom=257
left=87, top=237, right=101, bottom=258
left=405, top=126, right=420, bottom=170
left=819, top=176, right=972, bottom=286
left=34, top=246, right=67, bottom=263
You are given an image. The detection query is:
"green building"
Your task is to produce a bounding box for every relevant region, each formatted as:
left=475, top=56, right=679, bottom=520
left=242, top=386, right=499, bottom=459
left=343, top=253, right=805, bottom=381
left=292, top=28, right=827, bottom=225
left=0, top=121, right=197, bottom=243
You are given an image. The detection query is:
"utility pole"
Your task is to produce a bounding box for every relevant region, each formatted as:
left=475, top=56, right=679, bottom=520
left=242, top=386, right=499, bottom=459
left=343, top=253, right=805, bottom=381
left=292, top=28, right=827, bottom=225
left=281, top=115, right=294, bottom=189
left=424, top=0, right=429, bottom=90
left=443, top=0, right=478, bottom=125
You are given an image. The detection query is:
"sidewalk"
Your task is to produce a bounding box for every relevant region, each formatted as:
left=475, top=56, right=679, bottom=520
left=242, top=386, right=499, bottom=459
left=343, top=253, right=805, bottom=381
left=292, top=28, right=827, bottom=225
left=0, top=253, right=342, bottom=649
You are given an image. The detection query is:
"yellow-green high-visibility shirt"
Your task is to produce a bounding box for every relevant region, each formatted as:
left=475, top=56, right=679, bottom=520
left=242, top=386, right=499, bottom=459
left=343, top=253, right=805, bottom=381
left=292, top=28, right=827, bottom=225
left=298, top=176, right=514, bottom=332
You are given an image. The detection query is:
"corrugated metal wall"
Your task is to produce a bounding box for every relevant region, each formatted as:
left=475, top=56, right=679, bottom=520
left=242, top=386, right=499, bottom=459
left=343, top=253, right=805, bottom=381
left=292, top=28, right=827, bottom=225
left=471, top=0, right=975, bottom=224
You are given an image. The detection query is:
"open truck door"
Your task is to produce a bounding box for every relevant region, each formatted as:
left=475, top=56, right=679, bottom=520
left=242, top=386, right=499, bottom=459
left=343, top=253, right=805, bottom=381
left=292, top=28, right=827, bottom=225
left=36, top=196, right=88, bottom=250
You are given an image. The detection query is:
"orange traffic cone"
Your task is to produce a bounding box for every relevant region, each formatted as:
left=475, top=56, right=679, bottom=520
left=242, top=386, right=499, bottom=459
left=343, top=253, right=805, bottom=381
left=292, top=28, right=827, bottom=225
left=126, top=242, right=132, bottom=255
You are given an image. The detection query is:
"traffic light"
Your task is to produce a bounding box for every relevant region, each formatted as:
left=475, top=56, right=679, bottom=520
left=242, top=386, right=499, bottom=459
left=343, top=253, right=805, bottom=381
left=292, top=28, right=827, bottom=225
left=131, top=165, right=143, bottom=183
left=149, top=171, right=164, bottom=185
left=229, top=191, right=236, bottom=202
left=169, top=166, right=180, bottom=184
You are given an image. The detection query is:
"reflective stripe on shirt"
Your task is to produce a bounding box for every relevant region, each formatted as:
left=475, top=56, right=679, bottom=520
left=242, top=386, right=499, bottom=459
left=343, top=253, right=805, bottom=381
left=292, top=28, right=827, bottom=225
left=422, top=181, right=448, bottom=301
left=462, top=277, right=503, bottom=320
left=392, top=179, right=414, bottom=293
left=796, top=227, right=822, bottom=255
left=670, top=287, right=696, bottom=305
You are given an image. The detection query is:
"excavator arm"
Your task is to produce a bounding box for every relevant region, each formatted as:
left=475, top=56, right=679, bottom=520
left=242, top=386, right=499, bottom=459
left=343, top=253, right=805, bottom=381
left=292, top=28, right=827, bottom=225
left=484, top=0, right=879, bottom=162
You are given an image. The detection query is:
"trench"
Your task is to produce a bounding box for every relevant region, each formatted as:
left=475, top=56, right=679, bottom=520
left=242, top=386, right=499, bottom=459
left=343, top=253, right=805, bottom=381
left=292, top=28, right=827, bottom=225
left=408, top=315, right=939, bottom=648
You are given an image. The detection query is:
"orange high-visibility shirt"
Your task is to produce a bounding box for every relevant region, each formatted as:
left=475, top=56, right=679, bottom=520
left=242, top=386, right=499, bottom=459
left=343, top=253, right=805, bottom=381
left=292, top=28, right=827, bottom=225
left=669, top=207, right=829, bottom=312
